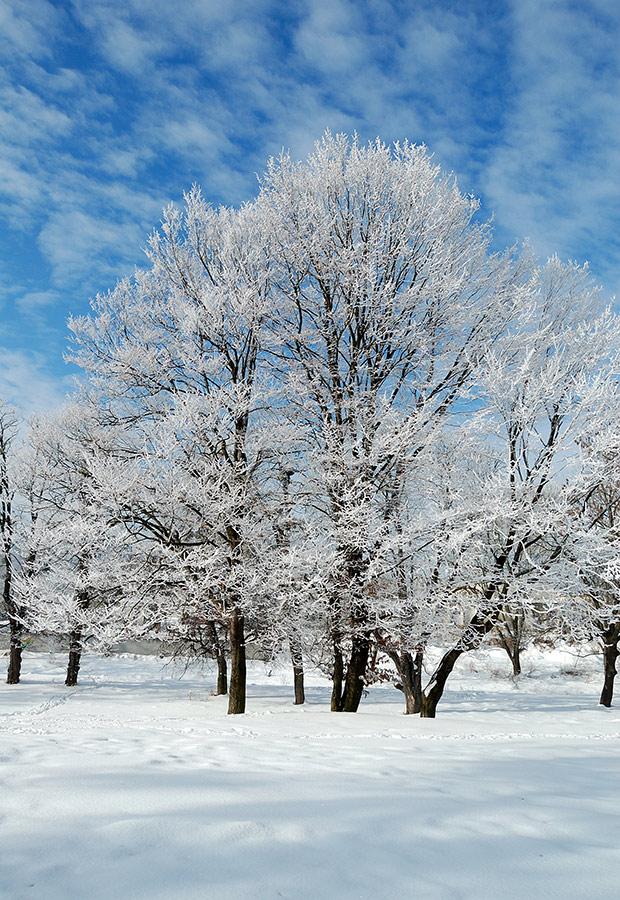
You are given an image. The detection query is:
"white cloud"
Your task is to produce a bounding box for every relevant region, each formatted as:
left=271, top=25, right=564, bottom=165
left=98, top=146, right=150, bottom=180
left=483, top=0, right=620, bottom=293
left=0, top=0, right=63, bottom=63
left=0, top=155, right=43, bottom=213
left=99, top=19, right=166, bottom=74
left=0, top=347, right=71, bottom=415
left=16, top=290, right=62, bottom=314
left=37, top=209, right=147, bottom=292
left=294, top=0, right=367, bottom=75
left=0, top=82, right=73, bottom=146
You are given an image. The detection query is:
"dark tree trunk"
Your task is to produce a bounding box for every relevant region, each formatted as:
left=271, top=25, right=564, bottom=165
left=326, top=537, right=372, bottom=713
left=331, top=639, right=344, bottom=711
left=3, top=519, right=21, bottom=684
left=2, top=430, right=19, bottom=685
left=341, top=634, right=370, bottom=712
left=421, top=606, right=500, bottom=718
left=599, top=624, right=620, bottom=708
left=217, top=651, right=228, bottom=696
left=331, top=634, right=371, bottom=713
left=227, top=607, right=246, bottom=714
left=7, top=618, right=23, bottom=685
left=206, top=621, right=228, bottom=695
left=389, top=649, right=423, bottom=714
left=420, top=646, right=463, bottom=718
left=65, top=583, right=90, bottom=687
left=65, top=630, right=83, bottom=687
left=330, top=549, right=371, bottom=712
left=290, top=637, right=305, bottom=705
left=273, top=466, right=304, bottom=705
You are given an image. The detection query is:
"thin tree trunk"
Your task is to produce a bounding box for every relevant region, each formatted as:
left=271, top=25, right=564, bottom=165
left=206, top=621, right=228, bottom=695
left=331, top=639, right=344, bottom=711
left=227, top=607, right=246, bottom=714
left=290, top=637, right=305, bottom=705
left=65, top=629, right=82, bottom=687
left=599, top=625, right=620, bottom=708
left=216, top=651, right=228, bottom=696
left=65, top=581, right=89, bottom=687
left=498, top=631, right=522, bottom=675
left=5, top=546, right=22, bottom=685
left=497, top=610, right=525, bottom=676
left=420, top=646, right=463, bottom=718
left=3, top=485, right=20, bottom=684
left=7, top=618, right=23, bottom=685
left=421, top=607, right=500, bottom=717
left=273, top=464, right=303, bottom=705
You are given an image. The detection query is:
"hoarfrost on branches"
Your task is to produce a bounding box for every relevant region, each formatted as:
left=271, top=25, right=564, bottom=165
left=11, top=132, right=620, bottom=716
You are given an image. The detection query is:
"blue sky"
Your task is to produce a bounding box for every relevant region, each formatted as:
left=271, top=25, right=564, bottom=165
left=1, top=0, right=619, bottom=412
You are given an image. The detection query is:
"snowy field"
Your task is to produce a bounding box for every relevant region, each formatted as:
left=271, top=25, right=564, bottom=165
left=2, top=648, right=619, bottom=900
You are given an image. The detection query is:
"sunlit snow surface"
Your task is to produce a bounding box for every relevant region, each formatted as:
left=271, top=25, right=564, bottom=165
left=2, top=648, right=619, bottom=900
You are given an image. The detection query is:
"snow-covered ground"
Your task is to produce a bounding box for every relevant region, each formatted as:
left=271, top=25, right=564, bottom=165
left=1, top=647, right=619, bottom=900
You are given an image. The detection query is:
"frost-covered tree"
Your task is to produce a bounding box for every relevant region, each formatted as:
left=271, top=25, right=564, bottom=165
left=68, top=197, right=276, bottom=713
left=368, top=433, right=488, bottom=713
left=0, top=400, right=21, bottom=684
left=417, top=254, right=620, bottom=716
left=59, top=132, right=620, bottom=721
left=14, top=409, right=143, bottom=685
left=555, top=433, right=620, bottom=707
left=258, top=132, right=519, bottom=711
